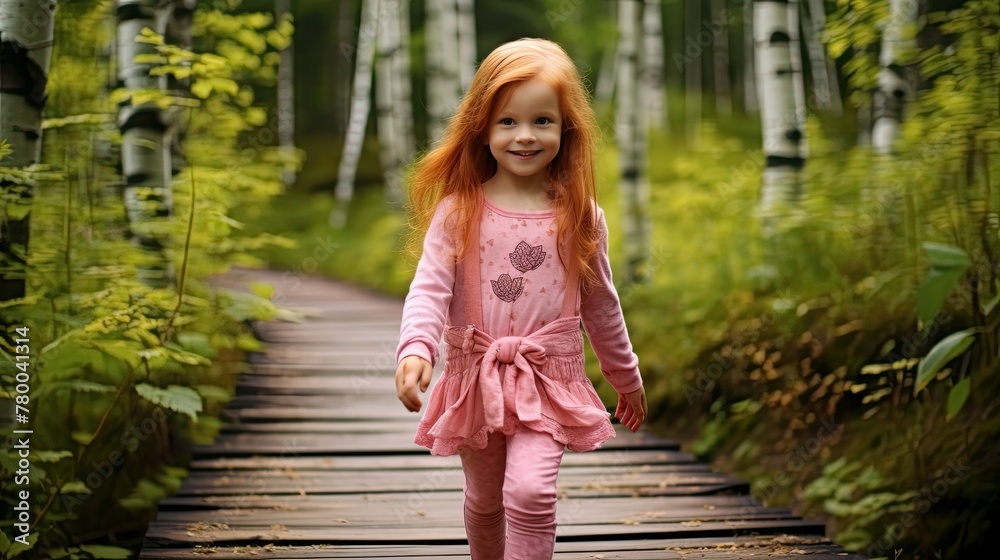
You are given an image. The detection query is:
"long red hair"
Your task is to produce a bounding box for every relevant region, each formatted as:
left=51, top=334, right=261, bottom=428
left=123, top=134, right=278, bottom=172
left=403, top=38, right=602, bottom=295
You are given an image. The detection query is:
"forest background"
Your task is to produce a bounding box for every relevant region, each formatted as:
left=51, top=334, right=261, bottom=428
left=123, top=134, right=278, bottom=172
left=0, top=1, right=997, bottom=559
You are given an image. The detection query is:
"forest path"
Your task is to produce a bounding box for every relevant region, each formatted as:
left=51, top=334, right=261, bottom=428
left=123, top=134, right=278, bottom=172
left=138, top=267, right=866, bottom=559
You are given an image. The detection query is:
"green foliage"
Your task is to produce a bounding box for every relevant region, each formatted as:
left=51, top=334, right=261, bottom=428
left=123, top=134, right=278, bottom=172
left=0, top=2, right=295, bottom=557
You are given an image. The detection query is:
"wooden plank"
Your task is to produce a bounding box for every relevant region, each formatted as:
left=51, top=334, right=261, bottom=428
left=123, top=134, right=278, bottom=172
left=142, top=518, right=829, bottom=547
left=173, top=465, right=728, bottom=496
left=189, top=449, right=695, bottom=471
left=193, top=428, right=679, bottom=456
left=140, top=268, right=863, bottom=560
left=140, top=535, right=866, bottom=559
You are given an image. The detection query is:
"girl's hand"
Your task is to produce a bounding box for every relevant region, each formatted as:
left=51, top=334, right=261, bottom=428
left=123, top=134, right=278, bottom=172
left=395, top=355, right=432, bottom=412
left=614, top=386, right=647, bottom=432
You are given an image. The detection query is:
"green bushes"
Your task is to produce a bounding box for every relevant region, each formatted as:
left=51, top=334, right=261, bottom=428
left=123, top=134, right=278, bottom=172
left=0, top=3, right=295, bottom=558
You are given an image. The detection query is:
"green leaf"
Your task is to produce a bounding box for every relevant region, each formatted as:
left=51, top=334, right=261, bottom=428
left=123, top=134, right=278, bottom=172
left=946, top=377, right=971, bottom=421
left=0, top=529, right=37, bottom=557
left=35, top=379, right=118, bottom=399
left=924, top=242, right=972, bottom=268
left=249, top=281, right=275, bottom=300
left=60, top=480, right=92, bottom=494
left=135, top=383, right=203, bottom=420
left=34, top=450, right=73, bottom=463
left=71, top=430, right=94, bottom=445
left=915, top=329, right=976, bottom=396
left=916, top=243, right=971, bottom=325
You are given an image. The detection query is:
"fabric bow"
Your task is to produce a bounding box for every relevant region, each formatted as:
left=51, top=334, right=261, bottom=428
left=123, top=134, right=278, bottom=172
left=429, top=316, right=609, bottom=440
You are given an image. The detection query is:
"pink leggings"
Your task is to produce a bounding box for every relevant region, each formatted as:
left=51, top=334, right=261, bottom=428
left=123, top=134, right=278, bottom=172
left=458, top=424, right=566, bottom=560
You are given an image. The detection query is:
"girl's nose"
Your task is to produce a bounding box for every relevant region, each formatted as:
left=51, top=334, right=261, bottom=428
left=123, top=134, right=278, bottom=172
left=516, top=129, right=535, bottom=143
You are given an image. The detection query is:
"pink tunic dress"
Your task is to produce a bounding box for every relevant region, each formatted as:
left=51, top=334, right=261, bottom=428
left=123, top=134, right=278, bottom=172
left=396, top=191, right=642, bottom=456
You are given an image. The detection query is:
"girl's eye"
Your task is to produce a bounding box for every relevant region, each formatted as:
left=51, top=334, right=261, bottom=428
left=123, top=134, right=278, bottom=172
left=500, top=118, right=514, bottom=125
left=536, top=117, right=551, bottom=125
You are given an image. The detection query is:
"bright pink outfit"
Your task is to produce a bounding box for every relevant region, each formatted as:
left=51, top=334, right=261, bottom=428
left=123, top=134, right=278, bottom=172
left=396, top=191, right=642, bottom=559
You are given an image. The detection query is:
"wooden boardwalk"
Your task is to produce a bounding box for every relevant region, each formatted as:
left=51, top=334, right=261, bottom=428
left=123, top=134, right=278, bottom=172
left=139, top=268, right=866, bottom=559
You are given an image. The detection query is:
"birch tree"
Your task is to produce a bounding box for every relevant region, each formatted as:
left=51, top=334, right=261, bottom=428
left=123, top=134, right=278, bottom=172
left=456, top=0, right=476, bottom=92
left=117, top=0, right=181, bottom=288
left=786, top=0, right=808, bottom=158
left=0, top=0, right=56, bottom=302
left=872, top=0, right=919, bottom=155
left=802, top=0, right=842, bottom=115
left=376, top=0, right=410, bottom=206
left=425, top=0, right=461, bottom=144
left=642, top=0, right=666, bottom=130
left=754, top=0, right=806, bottom=233
left=617, top=0, right=650, bottom=282
left=276, top=0, right=296, bottom=186
left=332, top=0, right=378, bottom=229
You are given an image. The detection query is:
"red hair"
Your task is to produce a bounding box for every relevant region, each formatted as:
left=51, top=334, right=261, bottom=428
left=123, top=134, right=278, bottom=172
left=403, top=37, right=602, bottom=295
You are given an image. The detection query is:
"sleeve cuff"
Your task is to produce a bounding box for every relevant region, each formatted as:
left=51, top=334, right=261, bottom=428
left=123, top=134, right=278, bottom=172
left=396, top=341, right=435, bottom=367
left=603, top=368, right=643, bottom=394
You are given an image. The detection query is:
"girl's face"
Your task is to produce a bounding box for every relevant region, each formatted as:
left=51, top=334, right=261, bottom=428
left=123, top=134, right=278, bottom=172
left=485, top=78, right=562, bottom=188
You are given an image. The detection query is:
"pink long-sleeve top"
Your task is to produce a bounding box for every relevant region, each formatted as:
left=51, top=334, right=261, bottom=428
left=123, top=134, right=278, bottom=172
left=395, top=192, right=642, bottom=395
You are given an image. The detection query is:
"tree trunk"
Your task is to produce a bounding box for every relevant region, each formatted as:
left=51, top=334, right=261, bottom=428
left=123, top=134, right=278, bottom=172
left=331, top=0, right=378, bottom=229
left=754, top=0, right=806, bottom=235
left=683, top=0, right=701, bottom=144
left=276, top=0, right=296, bottom=187
left=641, top=0, right=666, bottom=130
left=396, top=0, right=414, bottom=164
left=333, top=0, right=355, bottom=139
left=617, top=0, right=650, bottom=283
left=873, top=0, right=919, bottom=155
left=116, top=0, right=177, bottom=288
left=425, top=0, right=460, bottom=144
left=802, top=0, right=842, bottom=115
left=0, top=0, right=56, bottom=302
left=743, top=0, right=759, bottom=113
left=786, top=0, right=808, bottom=158
left=710, top=0, right=732, bottom=116
left=377, top=0, right=406, bottom=206
left=456, top=0, right=476, bottom=93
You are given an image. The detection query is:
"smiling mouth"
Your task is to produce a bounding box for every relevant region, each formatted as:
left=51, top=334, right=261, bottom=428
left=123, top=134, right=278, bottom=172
left=509, top=150, right=541, bottom=157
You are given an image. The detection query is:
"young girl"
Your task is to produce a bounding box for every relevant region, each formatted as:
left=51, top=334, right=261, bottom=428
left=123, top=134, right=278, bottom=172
left=394, top=38, right=647, bottom=560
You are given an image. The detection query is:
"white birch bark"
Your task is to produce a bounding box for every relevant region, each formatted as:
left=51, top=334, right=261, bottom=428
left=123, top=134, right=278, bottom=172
left=331, top=0, right=378, bottom=229
left=276, top=0, right=296, bottom=187
left=0, top=0, right=56, bottom=300
left=872, top=0, right=919, bottom=155
left=754, top=0, right=806, bottom=232
left=377, top=0, right=405, bottom=205
left=456, top=0, right=476, bottom=92
left=117, top=0, right=177, bottom=287
left=617, top=0, right=650, bottom=282
left=710, top=0, right=731, bottom=116
left=595, top=39, right=617, bottom=108
left=425, top=0, right=460, bottom=143
left=802, top=0, right=842, bottom=115
left=396, top=0, right=414, bottom=163
left=641, top=0, right=666, bottom=130
left=786, top=0, right=808, bottom=158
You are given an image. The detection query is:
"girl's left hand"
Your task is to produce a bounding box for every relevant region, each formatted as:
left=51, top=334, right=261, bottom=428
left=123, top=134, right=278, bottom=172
left=614, top=386, right=647, bottom=432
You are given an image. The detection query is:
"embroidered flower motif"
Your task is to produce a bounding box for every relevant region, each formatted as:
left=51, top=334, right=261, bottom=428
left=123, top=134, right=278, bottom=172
left=509, top=240, right=546, bottom=273
left=491, top=273, right=524, bottom=302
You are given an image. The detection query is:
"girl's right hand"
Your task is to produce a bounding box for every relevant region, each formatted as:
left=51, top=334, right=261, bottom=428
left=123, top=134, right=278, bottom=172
left=395, top=355, right=433, bottom=412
